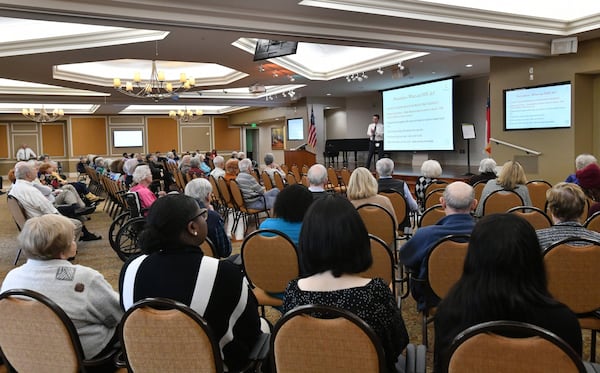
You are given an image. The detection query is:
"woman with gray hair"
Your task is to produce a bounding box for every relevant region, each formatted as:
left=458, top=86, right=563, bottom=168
left=468, top=158, right=497, bottom=185
left=1, top=214, right=123, bottom=359
left=130, top=165, right=166, bottom=213
left=415, top=159, right=443, bottom=208
left=184, top=178, right=232, bottom=257
left=263, top=152, right=285, bottom=184
left=565, top=153, right=597, bottom=185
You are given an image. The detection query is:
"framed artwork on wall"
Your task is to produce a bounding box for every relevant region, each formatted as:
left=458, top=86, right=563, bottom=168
left=271, top=127, right=284, bottom=150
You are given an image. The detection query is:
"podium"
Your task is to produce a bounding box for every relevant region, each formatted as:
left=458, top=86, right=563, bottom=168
left=284, top=149, right=316, bottom=168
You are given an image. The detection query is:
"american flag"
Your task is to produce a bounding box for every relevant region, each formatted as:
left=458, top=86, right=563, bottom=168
left=308, top=107, right=317, bottom=148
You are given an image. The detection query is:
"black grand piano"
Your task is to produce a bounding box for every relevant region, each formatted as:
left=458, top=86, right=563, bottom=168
left=324, top=138, right=370, bottom=168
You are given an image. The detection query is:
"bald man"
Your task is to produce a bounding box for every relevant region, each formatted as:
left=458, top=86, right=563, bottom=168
left=400, top=181, right=477, bottom=311
left=307, top=163, right=332, bottom=200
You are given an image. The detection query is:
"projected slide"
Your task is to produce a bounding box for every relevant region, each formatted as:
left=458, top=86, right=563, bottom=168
left=504, top=82, right=571, bottom=131
left=383, top=78, right=454, bottom=151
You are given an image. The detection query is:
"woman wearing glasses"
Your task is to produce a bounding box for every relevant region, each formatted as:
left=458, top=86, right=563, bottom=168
left=119, top=194, right=265, bottom=372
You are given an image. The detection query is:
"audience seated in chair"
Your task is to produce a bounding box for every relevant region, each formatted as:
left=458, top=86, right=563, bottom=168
left=434, top=213, right=582, bottom=372
left=415, top=159, right=443, bottom=209
left=467, top=158, right=497, bottom=186
left=187, top=156, right=206, bottom=180
left=210, top=155, right=226, bottom=180
left=259, top=184, right=314, bottom=245
left=376, top=158, right=418, bottom=212
left=566, top=153, right=597, bottom=185
left=184, top=178, right=232, bottom=258
left=9, top=162, right=101, bottom=241
left=129, top=165, right=166, bottom=214
left=120, top=194, right=267, bottom=372
left=536, top=182, right=600, bottom=250
left=262, top=152, right=286, bottom=185
left=283, top=194, right=409, bottom=372
left=400, top=181, right=477, bottom=311
left=348, top=167, right=397, bottom=228
left=475, top=160, right=532, bottom=216
left=306, top=163, right=334, bottom=200
left=38, top=161, right=103, bottom=203
left=1, top=214, right=122, bottom=359
left=236, top=158, right=279, bottom=211
left=223, top=158, right=240, bottom=183
left=576, top=162, right=600, bottom=218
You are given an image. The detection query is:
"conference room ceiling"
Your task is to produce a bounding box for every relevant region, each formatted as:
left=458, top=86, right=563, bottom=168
left=0, top=0, right=599, bottom=116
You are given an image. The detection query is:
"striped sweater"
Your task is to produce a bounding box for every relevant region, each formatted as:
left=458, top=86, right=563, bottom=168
left=120, top=246, right=262, bottom=371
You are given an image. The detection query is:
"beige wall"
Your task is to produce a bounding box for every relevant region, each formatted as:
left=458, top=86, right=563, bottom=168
left=489, top=38, right=600, bottom=184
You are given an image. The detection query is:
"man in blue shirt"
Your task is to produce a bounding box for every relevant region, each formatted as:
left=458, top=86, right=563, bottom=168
left=400, top=181, right=477, bottom=311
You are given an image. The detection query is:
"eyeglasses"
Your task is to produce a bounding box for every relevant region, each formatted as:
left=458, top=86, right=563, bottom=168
left=189, top=208, right=208, bottom=222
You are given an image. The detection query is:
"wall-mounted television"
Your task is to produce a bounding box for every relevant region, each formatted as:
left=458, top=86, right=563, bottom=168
left=113, top=130, right=143, bottom=147
left=504, top=81, right=571, bottom=131
left=287, top=118, right=304, bottom=141
left=382, top=77, right=455, bottom=151
left=253, top=40, right=298, bottom=61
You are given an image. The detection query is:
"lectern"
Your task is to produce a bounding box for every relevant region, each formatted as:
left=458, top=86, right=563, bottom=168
left=284, top=149, right=316, bottom=168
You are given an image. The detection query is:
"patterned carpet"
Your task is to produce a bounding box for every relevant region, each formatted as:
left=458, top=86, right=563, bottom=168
left=1, top=191, right=598, bottom=371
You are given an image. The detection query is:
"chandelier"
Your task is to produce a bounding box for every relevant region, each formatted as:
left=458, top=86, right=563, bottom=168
left=113, top=60, right=196, bottom=102
left=169, top=108, right=203, bottom=123
left=21, top=106, right=64, bottom=123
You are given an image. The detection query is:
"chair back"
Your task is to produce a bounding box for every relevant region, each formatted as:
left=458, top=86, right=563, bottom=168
left=378, top=189, right=409, bottom=231
left=301, top=175, right=309, bottom=187
left=200, top=237, right=218, bottom=258
left=418, top=204, right=446, bottom=228
left=360, top=234, right=395, bottom=294
left=291, top=164, right=301, bottom=182
left=241, top=229, right=299, bottom=294
left=120, top=297, right=224, bottom=373
left=327, top=167, right=345, bottom=193
left=261, top=171, right=274, bottom=190
left=0, top=289, right=88, bottom=372
left=301, top=164, right=309, bottom=176
left=507, top=206, right=552, bottom=230
left=581, top=198, right=592, bottom=223
left=446, top=320, right=586, bottom=373
left=286, top=173, right=297, bottom=185
left=271, top=304, right=387, bottom=373
left=482, top=189, right=524, bottom=215
left=340, top=167, right=352, bottom=186
left=281, top=164, right=289, bottom=175
left=472, top=180, right=487, bottom=204
left=7, top=194, right=28, bottom=230
left=543, top=238, right=600, bottom=314
left=228, top=179, right=247, bottom=210
left=273, top=171, right=286, bottom=190
left=584, top=211, right=600, bottom=233
left=424, top=180, right=448, bottom=196
left=217, top=177, right=234, bottom=208
left=526, top=180, right=552, bottom=211
left=208, top=175, right=224, bottom=208
left=424, top=188, right=445, bottom=209
left=427, top=234, right=470, bottom=299
left=356, top=203, right=396, bottom=251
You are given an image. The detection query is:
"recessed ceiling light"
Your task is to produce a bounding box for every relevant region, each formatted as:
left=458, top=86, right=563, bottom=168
left=465, top=64, right=473, bottom=68
left=326, top=93, right=332, bottom=96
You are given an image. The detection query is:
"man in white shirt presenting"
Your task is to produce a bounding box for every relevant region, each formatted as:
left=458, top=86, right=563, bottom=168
left=366, top=114, right=384, bottom=170
left=16, top=144, right=36, bottom=161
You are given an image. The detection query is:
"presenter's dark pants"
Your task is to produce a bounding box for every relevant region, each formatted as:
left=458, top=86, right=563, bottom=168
left=366, top=140, right=384, bottom=169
